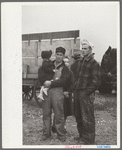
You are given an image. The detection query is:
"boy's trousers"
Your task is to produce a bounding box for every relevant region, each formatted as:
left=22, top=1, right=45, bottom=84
left=42, top=87, right=66, bottom=139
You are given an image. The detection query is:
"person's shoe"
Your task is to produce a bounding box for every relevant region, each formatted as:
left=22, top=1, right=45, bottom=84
left=82, top=139, right=95, bottom=145
left=77, top=140, right=85, bottom=145
left=41, top=135, right=51, bottom=141
left=43, top=88, right=48, bottom=95
left=52, top=126, right=57, bottom=133
left=74, top=136, right=86, bottom=144
left=74, top=136, right=82, bottom=141
left=58, top=137, right=66, bottom=142
left=58, top=135, right=66, bottom=142
left=37, top=98, right=44, bottom=103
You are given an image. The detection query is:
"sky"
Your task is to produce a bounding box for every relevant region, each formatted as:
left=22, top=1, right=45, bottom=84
left=22, top=2, right=119, bottom=62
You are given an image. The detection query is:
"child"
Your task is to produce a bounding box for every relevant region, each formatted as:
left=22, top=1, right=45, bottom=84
left=38, top=50, right=55, bottom=101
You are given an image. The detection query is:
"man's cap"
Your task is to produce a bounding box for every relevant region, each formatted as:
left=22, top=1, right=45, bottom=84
left=81, top=39, right=94, bottom=49
left=72, top=52, right=81, bottom=60
left=56, top=47, right=66, bottom=55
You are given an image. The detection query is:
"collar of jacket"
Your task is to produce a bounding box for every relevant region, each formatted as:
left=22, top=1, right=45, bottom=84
left=80, top=53, right=95, bottom=62
left=53, top=60, right=65, bottom=69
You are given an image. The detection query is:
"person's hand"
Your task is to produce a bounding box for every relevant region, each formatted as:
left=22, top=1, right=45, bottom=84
left=72, top=93, right=74, bottom=103
left=53, top=69, right=56, bottom=72
left=64, top=91, right=69, bottom=98
left=72, top=93, right=74, bottom=98
left=44, top=81, right=51, bottom=88
left=80, top=90, right=88, bottom=99
left=107, top=72, right=112, bottom=77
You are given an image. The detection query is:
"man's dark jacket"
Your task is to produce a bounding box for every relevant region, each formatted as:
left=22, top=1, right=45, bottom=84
left=74, top=53, right=101, bottom=95
left=70, top=60, right=80, bottom=81
left=51, top=60, right=69, bottom=88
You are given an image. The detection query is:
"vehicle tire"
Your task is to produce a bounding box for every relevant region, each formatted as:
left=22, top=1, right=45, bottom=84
left=22, top=85, right=34, bottom=100
left=34, top=80, right=42, bottom=107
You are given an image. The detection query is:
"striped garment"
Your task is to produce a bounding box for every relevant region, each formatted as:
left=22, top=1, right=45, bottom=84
left=74, top=53, right=101, bottom=95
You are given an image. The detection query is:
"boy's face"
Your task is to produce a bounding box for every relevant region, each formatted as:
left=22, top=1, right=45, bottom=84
left=55, top=52, right=64, bottom=63
left=63, top=58, right=69, bottom=67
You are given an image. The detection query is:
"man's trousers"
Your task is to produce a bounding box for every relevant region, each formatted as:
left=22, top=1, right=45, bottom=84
left=42, top=87, right=66, bottom=140
left=74, top=89, right=95, bottom=144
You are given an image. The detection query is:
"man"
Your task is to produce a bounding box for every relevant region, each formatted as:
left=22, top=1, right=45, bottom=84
left=41, top=47, right=69, bottom=142
left=70, top=52, right=81, bottom=81
left=74, top=39, right=101, bottom=144
left=52, top=56, right=74, bottom=134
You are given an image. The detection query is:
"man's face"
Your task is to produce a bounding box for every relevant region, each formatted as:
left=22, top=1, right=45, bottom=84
left=82, top=45, right=91, bottom=57
left=55, top=52, right=64, bottom=63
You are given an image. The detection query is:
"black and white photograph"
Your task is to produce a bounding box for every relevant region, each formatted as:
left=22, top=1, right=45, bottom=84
left=2, top=2, right=120, bottom=148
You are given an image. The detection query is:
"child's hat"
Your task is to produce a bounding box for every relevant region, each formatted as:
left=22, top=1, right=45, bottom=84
left=41, top=50, right=52, bottom=59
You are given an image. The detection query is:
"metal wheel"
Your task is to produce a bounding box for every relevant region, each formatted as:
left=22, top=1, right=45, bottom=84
left=34, top=80, right=42, bottom=107
left=23, top=85, right=34, bottom=100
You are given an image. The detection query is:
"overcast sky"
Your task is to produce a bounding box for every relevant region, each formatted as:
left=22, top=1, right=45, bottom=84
left=22, top=2, right=119, bottom=62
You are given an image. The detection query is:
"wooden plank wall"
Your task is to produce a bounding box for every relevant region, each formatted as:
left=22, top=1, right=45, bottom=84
left=22, top=38, right=80, bottom=74
left=22, top=41, right=38, bottom=57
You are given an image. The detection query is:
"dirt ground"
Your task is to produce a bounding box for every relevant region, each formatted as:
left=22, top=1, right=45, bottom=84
left=23, top=91, right=117, bottom=145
